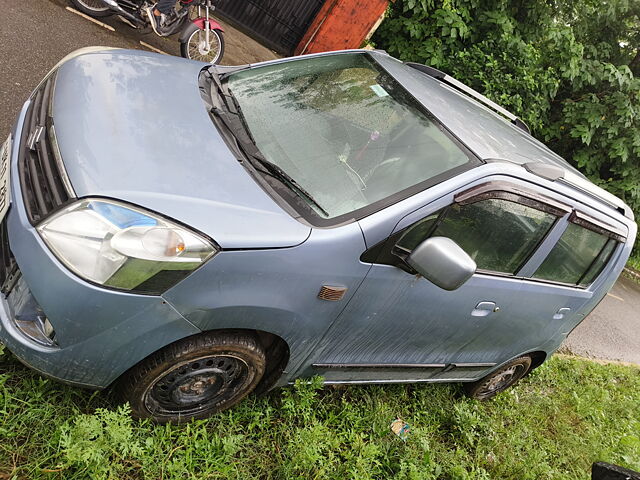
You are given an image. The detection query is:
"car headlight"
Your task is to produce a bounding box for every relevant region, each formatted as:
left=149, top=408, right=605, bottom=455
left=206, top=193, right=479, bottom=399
left=37, top=199, right=217, bottom=294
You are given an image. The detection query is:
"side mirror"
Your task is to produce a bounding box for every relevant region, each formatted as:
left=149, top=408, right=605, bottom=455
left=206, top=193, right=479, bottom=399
left=406, top=237, right=476, bottom=291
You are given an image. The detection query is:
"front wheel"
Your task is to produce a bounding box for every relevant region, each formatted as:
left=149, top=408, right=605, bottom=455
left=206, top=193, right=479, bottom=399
left=463, top=355, right=532, bottom=400
left=116, top=331, right=265, bottom=423
left=180, top=27, right=225, bottom=64
left=69, top=0, right=112, bottom=17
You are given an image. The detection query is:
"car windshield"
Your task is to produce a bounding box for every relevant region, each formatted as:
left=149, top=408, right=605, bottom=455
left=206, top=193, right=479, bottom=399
left=225, top=53, right=475, bottom=219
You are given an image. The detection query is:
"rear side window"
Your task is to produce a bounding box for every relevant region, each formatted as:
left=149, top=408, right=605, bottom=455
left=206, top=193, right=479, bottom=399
left=533, top=223, right=618, bottom=286
left=397, top=198, right=557, bottom=275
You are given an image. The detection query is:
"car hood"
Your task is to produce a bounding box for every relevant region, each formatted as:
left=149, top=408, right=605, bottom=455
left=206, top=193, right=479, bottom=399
left=51, top=49, right=310, bottom=249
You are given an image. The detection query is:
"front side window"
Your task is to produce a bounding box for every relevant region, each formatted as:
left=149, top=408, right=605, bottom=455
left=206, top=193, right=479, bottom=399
left=226, top=53, right=476, bottom=220
left=533, top=223, right=618, bottom=286
left=397, top=198, right=557, bottom=275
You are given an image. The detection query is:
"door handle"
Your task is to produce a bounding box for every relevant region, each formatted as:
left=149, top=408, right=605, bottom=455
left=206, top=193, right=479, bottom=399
left=471, top=301, right=499, bottom=317
left=553, top=307, right=571, bottom=320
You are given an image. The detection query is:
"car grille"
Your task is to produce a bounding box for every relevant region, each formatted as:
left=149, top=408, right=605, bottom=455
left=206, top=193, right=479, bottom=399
left=0, top=217, right=19, bottom=295
left=19, top=74, right=73, bottom=225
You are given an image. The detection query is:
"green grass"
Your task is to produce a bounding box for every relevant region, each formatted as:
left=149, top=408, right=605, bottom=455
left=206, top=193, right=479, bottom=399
left=626, top=253, right=640, bottom=272
left=1, top=348, right=639, bottom=480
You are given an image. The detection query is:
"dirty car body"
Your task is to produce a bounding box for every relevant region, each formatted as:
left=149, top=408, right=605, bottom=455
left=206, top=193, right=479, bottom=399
left=0, top=47, right=635, bottom=422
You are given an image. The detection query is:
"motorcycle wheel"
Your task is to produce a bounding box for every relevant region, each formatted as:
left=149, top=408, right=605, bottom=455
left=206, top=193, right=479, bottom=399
left=180, top=27, right=225, bottom=64
left=69, top=0, right=112, bottom=17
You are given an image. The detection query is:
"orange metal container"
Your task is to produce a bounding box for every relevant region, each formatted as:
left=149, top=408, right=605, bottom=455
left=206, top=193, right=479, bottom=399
left=295, top=0, right=389, bottom=55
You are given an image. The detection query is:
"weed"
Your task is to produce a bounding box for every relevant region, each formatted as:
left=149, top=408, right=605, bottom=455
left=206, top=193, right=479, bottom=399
left=59, top=404, right=143, bottom=479
left=626, top=253, right=640, bottom=272
left=0, top=354, right=639, bottom=479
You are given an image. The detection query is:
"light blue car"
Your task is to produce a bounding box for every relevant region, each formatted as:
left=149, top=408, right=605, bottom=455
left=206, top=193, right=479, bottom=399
left=0, top=47, right=635, bottom=423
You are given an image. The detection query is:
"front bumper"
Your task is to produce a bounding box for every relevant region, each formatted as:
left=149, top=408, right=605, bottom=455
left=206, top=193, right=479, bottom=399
left=0, top=100, right=201, bottom=389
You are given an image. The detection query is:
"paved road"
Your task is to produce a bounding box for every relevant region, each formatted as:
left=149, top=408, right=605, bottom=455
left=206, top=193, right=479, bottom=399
left=562, top=274, right=640, bottom=365
left=0, top=0, right=278, bottom=137
left=1, top=0, right=638, bottom=365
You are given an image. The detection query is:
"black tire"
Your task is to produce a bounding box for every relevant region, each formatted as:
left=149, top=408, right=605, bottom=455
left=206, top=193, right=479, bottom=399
left=116, top=331, right=265, bottom=423
left=463, top=355, right=532, bottom=400
left=180, top=27, right=225, bottom=64
left=69, top=0, right=112, bottom=17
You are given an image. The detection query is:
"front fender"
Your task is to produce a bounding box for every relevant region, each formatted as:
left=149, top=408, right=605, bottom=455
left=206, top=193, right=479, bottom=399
left=179, top=18, right=224, bottom=42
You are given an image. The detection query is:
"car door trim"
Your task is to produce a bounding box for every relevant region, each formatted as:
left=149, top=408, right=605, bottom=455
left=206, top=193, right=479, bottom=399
left=570, top=211, right=626, bottom=241
left=454, top=180, right=572, bottom=217
left=312, top=363, right=446, bottom=369
left=311, top=362, right=497, bottom=369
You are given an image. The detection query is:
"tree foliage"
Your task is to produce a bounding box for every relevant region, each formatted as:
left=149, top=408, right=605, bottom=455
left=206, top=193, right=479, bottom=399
left=372, top=0, right=640, bottom=221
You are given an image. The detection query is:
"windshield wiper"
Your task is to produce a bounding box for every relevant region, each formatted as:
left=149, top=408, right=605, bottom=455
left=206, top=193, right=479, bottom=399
left=206, top=68, right=329, bottom=217
left=244, top=153, right=329, bottom=217
left=206, top=69, right=254, bottom=148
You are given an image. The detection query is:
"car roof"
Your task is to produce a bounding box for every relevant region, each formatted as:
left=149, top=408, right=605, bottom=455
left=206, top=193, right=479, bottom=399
left=369, top=52, right=579, bottom=173
left=368, top=52, right=632, bottom=219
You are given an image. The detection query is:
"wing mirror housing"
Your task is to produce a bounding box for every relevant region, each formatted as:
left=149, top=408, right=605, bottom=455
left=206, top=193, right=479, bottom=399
left=406, top=237, right=476, bottom=291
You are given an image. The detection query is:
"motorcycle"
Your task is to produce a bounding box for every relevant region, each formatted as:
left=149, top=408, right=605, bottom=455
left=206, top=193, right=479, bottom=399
left=69, top=0, right=225, bottom=64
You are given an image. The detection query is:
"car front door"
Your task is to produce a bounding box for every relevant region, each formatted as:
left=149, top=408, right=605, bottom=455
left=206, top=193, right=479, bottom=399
left=307, top=180, right=572, bottom=382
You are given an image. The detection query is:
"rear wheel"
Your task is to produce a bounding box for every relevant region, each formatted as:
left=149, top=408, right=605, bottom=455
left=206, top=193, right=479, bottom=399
left=69, top=0, right=112, bottom=17
left=117, top=331, right=265, bottom=423
left=180, top=27, right=224, bottom=64
left=463, top=356, right=532, bottom=400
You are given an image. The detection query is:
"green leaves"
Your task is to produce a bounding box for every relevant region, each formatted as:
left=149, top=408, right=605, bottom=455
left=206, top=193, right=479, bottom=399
left=432, top=9, right=469, bottom=40
left=2, top=349, right=640, bottom=479
left=373, top=0, right=640, bottom=232
left=60, top=404, right=143, bottom=479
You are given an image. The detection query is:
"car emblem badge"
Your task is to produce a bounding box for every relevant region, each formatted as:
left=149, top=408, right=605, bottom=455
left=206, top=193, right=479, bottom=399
left=27, top=125, right=45, bottom=151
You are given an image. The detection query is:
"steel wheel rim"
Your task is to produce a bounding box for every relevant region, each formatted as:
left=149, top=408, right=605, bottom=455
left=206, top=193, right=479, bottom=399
left=475, top=363, right=527, bottom=399
left=144, top=354, right=250, bottom=416
left=187, top=29, right=222, bottom=63
left=74, top=0, right=110, bottom=12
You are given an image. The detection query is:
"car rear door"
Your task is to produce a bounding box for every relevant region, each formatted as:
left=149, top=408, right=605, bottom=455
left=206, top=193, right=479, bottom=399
left=498, top=209, right=628, bottom=358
